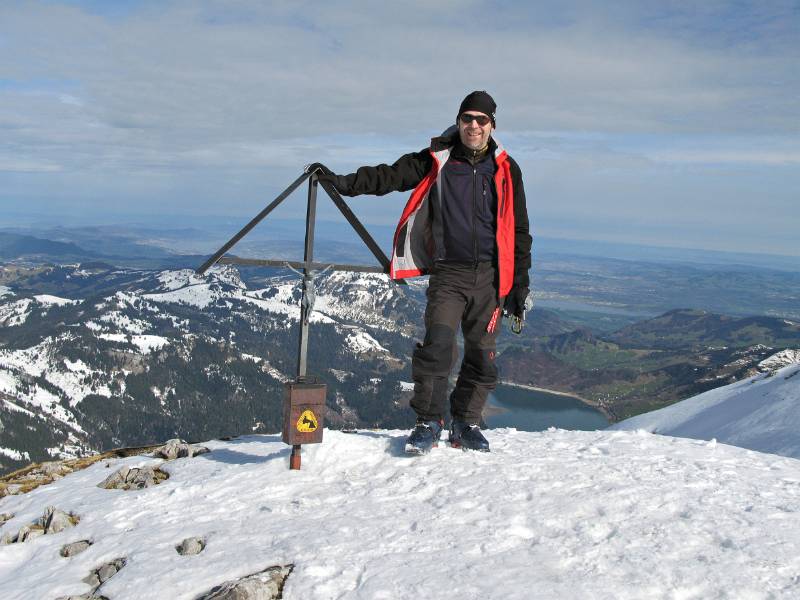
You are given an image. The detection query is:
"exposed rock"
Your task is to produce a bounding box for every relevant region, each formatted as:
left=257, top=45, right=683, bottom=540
left=176, top=536, right=206, bottom=556
left=197, top=565, right=293, bottom=600
left=40, top=461, right=73, bottom=479
left=42, top=506, right=80, bottom=533
left=2, top=506, right=79, bottom=544
left=55, top=595, right=109, bottom=600
left=97, top=465, right=169, bottom=490
left=0, top=443, right=163, bottom=498
left=82, top=558, right=126, bottom=592
left=97, top=562, right=118, bottom=583
left=61, top=539, right=93, bottom=557
left=1, top=483, right=22, bottom=497
left=0, top=532, right=16, bottom=545
left=26, top=528, right=46, bottom=542
left=154, top=438, right=210, bottom=460
left=82, top=572, right=101, bottom=589
left=0, top=512, right=13, bottom=526
left=17, top=525, right=44, bottom=542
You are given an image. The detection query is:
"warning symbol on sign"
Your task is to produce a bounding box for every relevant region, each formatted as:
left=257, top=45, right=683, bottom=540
left=296, top=410, right=318, bottom=433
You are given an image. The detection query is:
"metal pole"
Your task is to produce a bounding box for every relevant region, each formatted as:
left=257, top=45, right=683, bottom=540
left=291, top=175, right=319, bottom=470
left=297, top=174, right=318, bottom=380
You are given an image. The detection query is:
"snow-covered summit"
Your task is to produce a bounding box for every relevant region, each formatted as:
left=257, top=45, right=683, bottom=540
left=611, top=361, right=800, bottom=458
left=1, top=428, right=799, bottom=599
left=759, top=349, right=800, bottom=371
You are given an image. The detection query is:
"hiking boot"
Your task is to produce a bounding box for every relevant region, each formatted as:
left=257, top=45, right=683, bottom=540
left=405, top=419, right=443, bottom=455
left=449, top=419, right=490, bottom=452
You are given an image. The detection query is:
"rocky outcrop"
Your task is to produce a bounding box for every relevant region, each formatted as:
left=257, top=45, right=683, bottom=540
left=176, top=536, right=206, bottom=556
left=0, top=506, right=79, bottom=545
left=53, top=558, right=127, bottom=600
left=97, top=465, right=168, bottom=490
left=1, top=439, right=209, bottom=500
left=61, top=540, right=93, bottom=557
left=197, top=565, right=293, bottom=600
left=0, top=445, right=163, bottom=498
left=82, top=558, right=126, bottom=590
left=153, top=439, right=210, bottom=460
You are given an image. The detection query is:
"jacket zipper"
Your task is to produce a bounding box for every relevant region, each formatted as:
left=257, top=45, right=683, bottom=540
left=472, top=166, right=478, bottom=268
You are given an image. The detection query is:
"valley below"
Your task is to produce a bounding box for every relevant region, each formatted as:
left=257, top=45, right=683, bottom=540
left=1, top=228, right=799, bottom=476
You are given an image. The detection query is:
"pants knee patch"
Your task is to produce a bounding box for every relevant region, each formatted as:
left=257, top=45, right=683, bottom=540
left=413, top=324, right=456, bottom=374
left=461, top=348, right=498, bottom=384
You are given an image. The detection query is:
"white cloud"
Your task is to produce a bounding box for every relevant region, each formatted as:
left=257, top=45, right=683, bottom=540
left=0, top=1, right=798, bottom=255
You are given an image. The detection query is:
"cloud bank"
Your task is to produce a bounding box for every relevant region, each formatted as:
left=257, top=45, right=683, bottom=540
left=1, top=1, right=798, bottom=255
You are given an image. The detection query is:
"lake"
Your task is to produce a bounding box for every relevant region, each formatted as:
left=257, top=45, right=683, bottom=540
left=484, top=384, right=609, bottom=431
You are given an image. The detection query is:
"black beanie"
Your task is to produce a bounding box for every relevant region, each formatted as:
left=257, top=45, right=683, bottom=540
left=458, top=91, right=496, bottom=126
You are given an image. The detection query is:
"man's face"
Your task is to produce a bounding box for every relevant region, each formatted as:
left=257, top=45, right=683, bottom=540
left=457, top=111, right=493, bottom=150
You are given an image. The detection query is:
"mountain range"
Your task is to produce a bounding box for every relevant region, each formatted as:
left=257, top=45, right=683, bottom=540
left=1, top=261, right=799, bottom=476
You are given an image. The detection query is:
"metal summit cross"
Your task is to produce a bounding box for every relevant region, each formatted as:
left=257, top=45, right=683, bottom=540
left=196, top=164, right=405, bottom=470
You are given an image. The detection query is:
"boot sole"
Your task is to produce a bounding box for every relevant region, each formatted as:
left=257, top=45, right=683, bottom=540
left=405, top=442, right=438, bottom=455
left=448, top=440, right=490, bottom=452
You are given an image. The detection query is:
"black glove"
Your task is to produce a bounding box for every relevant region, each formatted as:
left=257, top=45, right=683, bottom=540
left=503, top=286, right=530, bottom=318
left=320, top=174, right=350, bottom=194
left=308, top=163, right=347, bottom=194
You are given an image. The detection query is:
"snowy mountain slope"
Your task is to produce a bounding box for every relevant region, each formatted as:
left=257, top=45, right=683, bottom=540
left=610, top=362, right=800, bottom=458
left=0, top=266, right=424, bottom=473
left=1, top=429, right=800, bottom=599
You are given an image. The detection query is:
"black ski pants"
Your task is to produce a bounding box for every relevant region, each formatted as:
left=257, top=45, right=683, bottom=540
left=411, top=262, right=501, bottom=425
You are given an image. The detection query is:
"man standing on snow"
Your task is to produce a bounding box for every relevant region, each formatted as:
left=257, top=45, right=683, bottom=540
left=319, top=91, right=532, bottom=454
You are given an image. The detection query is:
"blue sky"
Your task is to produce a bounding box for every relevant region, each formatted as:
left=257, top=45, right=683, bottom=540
left=1, top=0, right=798, bottom=256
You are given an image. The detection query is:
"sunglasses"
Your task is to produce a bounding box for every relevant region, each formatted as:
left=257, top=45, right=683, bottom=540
left=459, top=113, right=492, bottom=126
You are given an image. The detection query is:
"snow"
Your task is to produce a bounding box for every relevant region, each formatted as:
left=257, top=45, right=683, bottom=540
left=343, top=330, right=387, bottom=354
left=97, top=333, right=170, bottom=353
left=0, top=298, right=33, bottom=326
left=144, top=284, right=220, bottom=309
left=0, top=446, right=30, bottom=461
left=130, top=335, right=170, bottom=353
left=1, top=429, right=800, bottom=599
left=0, top=371, right=20, bottom=396
left=156, top=269, right=208, bottom=292
left=0, top=336, right=101, bottom=421
left=98, top=333, right=128, bottom=344
left=239, top=354, right=290, bottom=382
left=329, top=369, right=352, bottom=382
left=611, top=363, right=800, bottom=459
left=0, top=397, right=35, bottom=417
left=34, top=294, right=78, bottom=307
left=399, top=381, right=415, bottom=392
left=759, top=349, right=800, bottom=371
left=0, top=286, right=13, bottom=298
left=97, top=311, right=150, bottom=335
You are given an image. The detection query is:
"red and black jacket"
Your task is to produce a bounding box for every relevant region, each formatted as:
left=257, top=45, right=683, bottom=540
left=334, top=131, right=531, bottom=298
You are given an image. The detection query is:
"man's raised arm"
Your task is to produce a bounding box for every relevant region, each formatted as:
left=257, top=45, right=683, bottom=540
left=319, top=149, right=432, bottom=197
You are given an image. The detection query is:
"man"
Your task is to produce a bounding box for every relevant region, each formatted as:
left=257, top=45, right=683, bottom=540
left=319, top=91, right=532, bottom=454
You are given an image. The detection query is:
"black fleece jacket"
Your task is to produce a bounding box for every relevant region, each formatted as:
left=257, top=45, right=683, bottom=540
left=330, top=135, right=532, bottom=290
